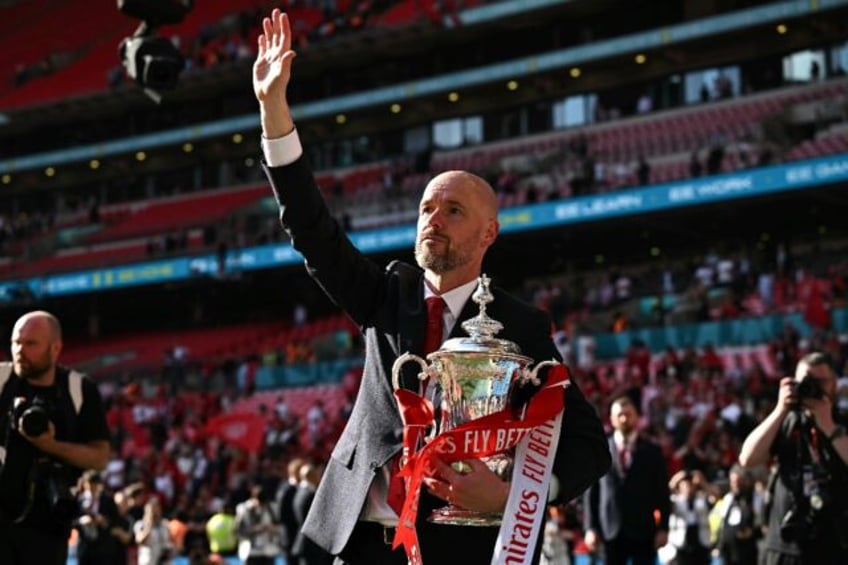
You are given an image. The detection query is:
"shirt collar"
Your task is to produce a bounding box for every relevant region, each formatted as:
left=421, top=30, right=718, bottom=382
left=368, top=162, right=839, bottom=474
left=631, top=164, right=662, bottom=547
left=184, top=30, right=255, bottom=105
left=614, top=429, right=638, bottom=448
left=424, top=278, right=479, bottom=321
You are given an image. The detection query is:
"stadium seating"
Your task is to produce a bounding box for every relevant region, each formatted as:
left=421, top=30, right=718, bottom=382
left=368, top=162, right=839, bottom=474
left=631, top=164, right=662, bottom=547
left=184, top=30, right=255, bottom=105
left=431, top=76, right=848, bottom=178
left=4, top=229, right=205, bottom=279
left=83, top=184, right=266, bottom=244
left=61, top=319, right=290, bottom=373
left=0, top=0, right=267, bottom=108
left=592, top=343, right=777, bottom=382
left=60, top=313, right=358, bottom=377
left=0, top=0, right=458, bottom=109
left=3, top=75, right=847, bottom=281
left=0, top=0, right=129, bottom=95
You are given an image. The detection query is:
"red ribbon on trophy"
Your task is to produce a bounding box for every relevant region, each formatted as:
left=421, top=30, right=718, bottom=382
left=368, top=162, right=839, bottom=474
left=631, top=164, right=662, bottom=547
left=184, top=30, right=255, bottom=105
left=394, top=388, right=436, bottom=468
left=391, top=364, right=570, bottom=564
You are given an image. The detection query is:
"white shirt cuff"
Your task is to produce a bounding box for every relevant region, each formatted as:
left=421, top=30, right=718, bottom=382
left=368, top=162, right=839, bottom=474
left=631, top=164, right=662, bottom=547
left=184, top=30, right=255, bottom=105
left=262, top=129, right=303, bottom=167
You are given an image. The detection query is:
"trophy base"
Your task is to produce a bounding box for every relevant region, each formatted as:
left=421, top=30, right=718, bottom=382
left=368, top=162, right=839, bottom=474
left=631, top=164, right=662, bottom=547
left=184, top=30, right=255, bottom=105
left=428, top=505, right=502, bottom=526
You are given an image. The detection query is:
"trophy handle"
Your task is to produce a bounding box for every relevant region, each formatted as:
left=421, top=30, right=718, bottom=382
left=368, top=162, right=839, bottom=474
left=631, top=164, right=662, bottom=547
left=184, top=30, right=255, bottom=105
left=391, top=352, right=438, bottom=443
left=523, top=359, right=561, bottom=386
left=391, top=352, right=430, bottom=391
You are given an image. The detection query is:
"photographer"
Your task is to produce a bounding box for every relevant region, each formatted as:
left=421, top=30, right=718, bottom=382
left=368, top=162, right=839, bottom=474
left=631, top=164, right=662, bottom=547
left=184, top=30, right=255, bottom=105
left=0, top=311, right=110, bottom=564
left=235, top=485, right=282, bottom=565
left=666, top=470, right=714, bottom=565
left=134, top=498, right=173, bottom=565
left=739, top=352, right=848, bottom=564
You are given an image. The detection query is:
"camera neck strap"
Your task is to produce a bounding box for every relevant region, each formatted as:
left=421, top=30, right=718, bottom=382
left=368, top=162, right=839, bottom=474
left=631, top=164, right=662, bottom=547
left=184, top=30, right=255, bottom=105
left=0, top=372, right=42, bottom=524
left=806, top=424, right=823, bottom=467
left=12, top=454, right=45, bottom=524
left=0, top=369, right=25, bottom=465
left=788, top=412, right=823, bottom=466
left=796, top=412, right=847, bottom=473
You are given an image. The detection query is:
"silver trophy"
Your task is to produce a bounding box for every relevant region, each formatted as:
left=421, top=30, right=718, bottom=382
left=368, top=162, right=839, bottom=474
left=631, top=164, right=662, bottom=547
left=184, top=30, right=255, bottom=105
left=391, top=274, right=558, bottom=526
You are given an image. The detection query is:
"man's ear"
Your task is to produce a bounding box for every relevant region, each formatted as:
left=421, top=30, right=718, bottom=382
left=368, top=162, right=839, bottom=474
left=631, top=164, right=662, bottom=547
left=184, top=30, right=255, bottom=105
left=483, top=219, right=499, bottom=247
left=51, top=340, right=63, bottom=360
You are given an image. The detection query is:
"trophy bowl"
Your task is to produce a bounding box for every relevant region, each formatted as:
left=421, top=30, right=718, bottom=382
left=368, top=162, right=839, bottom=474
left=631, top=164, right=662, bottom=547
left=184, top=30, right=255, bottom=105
left=392, top=275, right=558, bottom=526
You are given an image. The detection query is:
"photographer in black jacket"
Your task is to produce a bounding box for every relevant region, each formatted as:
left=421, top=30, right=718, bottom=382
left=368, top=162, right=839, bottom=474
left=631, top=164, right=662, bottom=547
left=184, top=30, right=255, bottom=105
left=739, top=351, right=848, bottom=565
left=0, top=310, right=110, bottom=564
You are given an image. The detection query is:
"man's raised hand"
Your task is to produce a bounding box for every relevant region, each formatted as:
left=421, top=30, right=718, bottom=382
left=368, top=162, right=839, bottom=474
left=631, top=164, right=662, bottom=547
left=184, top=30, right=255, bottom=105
left=253, top=9, right=296, bottom=104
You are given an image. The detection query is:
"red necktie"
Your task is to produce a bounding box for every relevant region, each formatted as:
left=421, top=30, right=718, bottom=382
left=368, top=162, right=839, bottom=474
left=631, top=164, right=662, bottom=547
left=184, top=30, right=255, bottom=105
left=419, top=296, right=446, bottom=396
left=423, top=295, right=446, bottom=356
left=619, top=442, right=631, bottom=471
left=387, top=295, right=446, bottom=516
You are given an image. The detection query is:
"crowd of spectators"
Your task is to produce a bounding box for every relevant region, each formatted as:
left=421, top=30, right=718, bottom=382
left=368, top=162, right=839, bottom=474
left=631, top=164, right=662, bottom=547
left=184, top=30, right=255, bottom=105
left=521, top=239, right=848, bottom=339
left=51, top=242, right=846, bottom=563
left=77, top=349, right=359, bottom=563
left=12, top=0, right=466, bottom=95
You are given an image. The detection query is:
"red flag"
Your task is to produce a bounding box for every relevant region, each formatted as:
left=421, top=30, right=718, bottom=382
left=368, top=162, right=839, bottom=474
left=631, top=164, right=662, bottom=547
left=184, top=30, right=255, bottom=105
left=204, top=412, right=266, bottom=453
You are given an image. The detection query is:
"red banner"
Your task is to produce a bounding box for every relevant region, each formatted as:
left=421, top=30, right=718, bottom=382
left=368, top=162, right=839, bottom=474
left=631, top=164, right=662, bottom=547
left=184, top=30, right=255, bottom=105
left=204, top=411, right=266, bottom=453
left=392, top=365, right=569, bottom=563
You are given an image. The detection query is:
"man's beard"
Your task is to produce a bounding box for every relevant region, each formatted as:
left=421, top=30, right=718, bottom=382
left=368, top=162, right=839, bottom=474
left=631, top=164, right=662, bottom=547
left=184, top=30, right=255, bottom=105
left=14, top=357, right=51, bottom=381
left=415, top=238, right=473, bottom=274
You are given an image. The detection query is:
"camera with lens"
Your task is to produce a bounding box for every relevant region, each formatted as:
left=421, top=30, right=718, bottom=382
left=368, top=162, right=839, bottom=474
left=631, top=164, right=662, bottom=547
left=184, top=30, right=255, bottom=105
left=11, top=396, right=51, bottom=436
left=6, top=397, right=79, bottom=522
left=790, top=373, right=826, bottom=409
left=792, top=373, right=825, bottom=410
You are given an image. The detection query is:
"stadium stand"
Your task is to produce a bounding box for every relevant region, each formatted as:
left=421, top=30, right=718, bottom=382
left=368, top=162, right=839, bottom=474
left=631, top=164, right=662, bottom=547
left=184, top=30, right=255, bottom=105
left=2, top=74, right=847, bottom=279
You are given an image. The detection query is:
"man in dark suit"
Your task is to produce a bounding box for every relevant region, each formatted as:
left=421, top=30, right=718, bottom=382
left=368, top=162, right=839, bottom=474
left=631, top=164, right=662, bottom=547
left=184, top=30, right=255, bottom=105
left=583, top=396, right=670, bottom=565
left=292, top=462, right=332, bottom=565
left=276, top=457, right=304, bottom=564
left=252, top=10, right=611, bottom=565
left=75, top=471, right=125, bottom=565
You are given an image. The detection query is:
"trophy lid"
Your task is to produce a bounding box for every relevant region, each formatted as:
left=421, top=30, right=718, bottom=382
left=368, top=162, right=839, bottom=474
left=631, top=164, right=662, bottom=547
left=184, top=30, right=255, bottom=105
left=432, top=274, right=529, bottom=360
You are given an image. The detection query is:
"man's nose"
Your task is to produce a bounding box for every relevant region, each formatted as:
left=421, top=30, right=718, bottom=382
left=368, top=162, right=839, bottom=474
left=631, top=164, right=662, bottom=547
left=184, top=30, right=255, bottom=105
left=426, top=209, right=445, bottom=229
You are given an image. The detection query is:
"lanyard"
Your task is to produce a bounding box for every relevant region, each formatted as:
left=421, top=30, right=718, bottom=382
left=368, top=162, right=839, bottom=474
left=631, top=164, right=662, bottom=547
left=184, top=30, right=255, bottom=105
left=807, top=426, right=822, bottom=466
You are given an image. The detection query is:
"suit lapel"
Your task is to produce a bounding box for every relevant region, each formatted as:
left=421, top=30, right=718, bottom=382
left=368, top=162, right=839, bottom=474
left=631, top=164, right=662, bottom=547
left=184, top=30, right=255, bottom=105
left=629, top=436, right=644, bottom=469
left=610, top=436, right=627, bottom=479
left=396, top=278, right=429, bottom=391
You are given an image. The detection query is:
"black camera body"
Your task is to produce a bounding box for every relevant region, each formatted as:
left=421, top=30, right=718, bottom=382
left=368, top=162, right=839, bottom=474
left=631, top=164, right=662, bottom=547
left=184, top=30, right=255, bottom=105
left=5, top=396, right=79, bottom=522
left=795, top=373, right=826, bottom=401
left=11, top=396, right=52, bottom=437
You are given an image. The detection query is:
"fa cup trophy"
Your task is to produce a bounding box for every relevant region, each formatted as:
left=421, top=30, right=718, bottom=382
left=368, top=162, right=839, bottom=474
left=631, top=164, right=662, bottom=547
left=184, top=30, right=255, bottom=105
left=391, top=274, right=558, bottom=526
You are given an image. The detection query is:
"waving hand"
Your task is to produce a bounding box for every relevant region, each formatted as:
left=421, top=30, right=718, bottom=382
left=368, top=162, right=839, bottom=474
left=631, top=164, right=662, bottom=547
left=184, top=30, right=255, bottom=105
left=254, top=9, right=297, bottom=137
